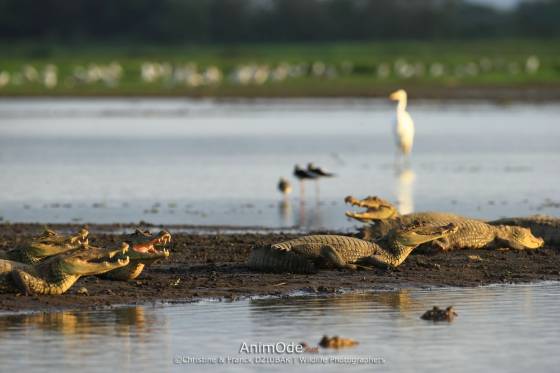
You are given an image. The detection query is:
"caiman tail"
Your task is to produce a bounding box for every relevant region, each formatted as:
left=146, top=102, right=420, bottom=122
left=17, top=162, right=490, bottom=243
left=247, top=245, right=318, bottom=274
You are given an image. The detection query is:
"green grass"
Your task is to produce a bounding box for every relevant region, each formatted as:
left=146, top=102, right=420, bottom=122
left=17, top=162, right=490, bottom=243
left=1, top=40, right=559, bottom=97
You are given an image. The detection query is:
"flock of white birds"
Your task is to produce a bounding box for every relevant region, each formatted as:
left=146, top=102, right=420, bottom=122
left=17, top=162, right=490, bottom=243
left=0, top=56, right=541, bottom=90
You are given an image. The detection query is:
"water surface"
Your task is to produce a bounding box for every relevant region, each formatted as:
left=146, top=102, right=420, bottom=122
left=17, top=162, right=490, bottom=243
left=0, top=282, right=558, bottom=372
left=0, top=98, right=558, bottom=229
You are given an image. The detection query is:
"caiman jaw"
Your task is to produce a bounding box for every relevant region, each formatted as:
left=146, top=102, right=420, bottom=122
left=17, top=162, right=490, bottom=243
left=62, top=244, right=131, bottom=276
left=344, top=195, right=387, bottom=209
left=345, top=211, right=385, bottom=222
left=527, top=236, right=544, bottom=249
left=519, top=227, right=543, bottom=249
left=108, top=243, right=129, bottom=259
left=344, top=195, right=399, bottom=222
left=396, top=223, right=458, bottom=246
left=69, top=227, right=90, bottom=245
left=131, top=231, right=171, bottom=256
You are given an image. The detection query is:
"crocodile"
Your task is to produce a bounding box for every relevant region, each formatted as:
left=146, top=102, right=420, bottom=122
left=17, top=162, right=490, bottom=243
left=488, top=215, right=560, bottom=245
left=345, top=195, right=544, bottom=251
left=247, top=222, right=458, bottom=273
left=101, top=229, right=171, bottom=281
left=1, top=227, right=89, bottom=264
left=0, top=244, right=129, bottom=295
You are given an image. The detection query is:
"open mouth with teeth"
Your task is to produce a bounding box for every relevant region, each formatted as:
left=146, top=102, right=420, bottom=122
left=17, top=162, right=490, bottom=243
left=344, top=195, right=400, bottom=222
left=125, top=229, right=172, bottom=259
left=61, top=244, right=131, bottom=276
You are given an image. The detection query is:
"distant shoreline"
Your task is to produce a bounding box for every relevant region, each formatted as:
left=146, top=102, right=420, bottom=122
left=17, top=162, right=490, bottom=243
left=1, top=223, right=558, bottom=314
left=2, top=86, right=560, bottom=102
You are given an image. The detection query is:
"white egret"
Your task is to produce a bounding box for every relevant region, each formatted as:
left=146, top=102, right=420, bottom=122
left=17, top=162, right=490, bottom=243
left=389, top=89, right=415, bottom=164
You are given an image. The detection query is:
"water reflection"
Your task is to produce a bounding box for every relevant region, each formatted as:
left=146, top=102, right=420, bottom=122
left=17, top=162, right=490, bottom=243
left=294, top=198, right=325, bottom=230
left=2, top=99, right=560, bottom=227
left=278, top=199, right=293, bottom=226
left=0, top=284, right=558, bottom=373
left=249, top=290, right=418, bottom=318
left=395, top=166, right=415, bottom=214
left=0, top=306, right=157, bottom=339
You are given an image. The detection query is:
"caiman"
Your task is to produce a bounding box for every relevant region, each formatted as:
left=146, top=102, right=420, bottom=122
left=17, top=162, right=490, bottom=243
left=0, top=244, right=129, bottom=295
left=101, top=229, right=171, bottom=281
left=344, top=195, right=544, bottom=251
left=0, top=227, right=89, bottom=264
left=488, top=215, right=560, bottom=245
left=247, top=222, right=458, bottom=273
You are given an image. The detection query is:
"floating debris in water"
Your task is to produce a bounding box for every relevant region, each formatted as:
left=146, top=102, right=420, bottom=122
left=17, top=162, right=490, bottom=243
left=318, top=335, right=359, bottom=349
left=421, top=306, right=458, bottom=322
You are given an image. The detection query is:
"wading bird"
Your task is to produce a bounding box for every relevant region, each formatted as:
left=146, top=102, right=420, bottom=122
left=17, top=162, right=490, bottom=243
left=307, top=163, right=335, bottom=177
left=277, top=177, right=292, bottom=196
left=307, top=162, right=335, bottom=197
left=389, top=89, right=415, bottom=165
left=293, top=165, right=318, bottom=198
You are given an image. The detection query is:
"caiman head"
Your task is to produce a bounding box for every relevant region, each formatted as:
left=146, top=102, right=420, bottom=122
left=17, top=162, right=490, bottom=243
left=9, top=227, right=89, bottom=264
left=344, top=195, right=400, bottom=222
left=58, top=244, right=130, bottom=276
left=100, top=229, right=171, bottom=281
left=122, top=229, right=171, bottom=263
left=391, top=222, right=458, bottom=247
left=494, top=226, right=544, bottom=250
left=11, top=244, right=130, bottom=295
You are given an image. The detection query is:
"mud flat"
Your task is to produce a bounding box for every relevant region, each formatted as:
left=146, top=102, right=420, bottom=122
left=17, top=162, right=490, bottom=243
left=1, top=223, right=559, bottom=313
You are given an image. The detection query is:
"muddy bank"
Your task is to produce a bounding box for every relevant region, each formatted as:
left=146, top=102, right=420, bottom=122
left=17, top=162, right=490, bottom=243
left=1, top=223, right=559, bottom=313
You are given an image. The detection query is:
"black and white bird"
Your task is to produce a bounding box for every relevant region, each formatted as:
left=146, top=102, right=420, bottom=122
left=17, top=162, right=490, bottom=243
left=293, top=165, right=318, bottom=181
left=307, top=163, right=335, bottom=177
left=293, top=165, right=318, bottom=198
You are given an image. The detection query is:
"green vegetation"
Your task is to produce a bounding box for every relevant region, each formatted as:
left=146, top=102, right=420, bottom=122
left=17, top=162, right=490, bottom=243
left=1, top=40, right=560, bottom=97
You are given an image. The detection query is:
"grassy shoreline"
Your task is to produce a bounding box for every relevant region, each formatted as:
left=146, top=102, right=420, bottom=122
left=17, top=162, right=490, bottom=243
left=1, top=40, right=559, bottom=99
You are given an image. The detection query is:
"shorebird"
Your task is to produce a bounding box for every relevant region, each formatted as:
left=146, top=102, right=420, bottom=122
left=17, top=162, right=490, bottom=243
left=307, top=163, right=335, bottom=197
left=277, top=177, right=292, bottom=196
left=293, top=165, right=318, bottom=198
left=307, top=163, right=335, bottom=177
left=389, top=89, right=415, bottom=165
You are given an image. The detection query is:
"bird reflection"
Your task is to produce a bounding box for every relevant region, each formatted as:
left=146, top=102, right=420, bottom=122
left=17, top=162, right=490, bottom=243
left=395, top=166, right=415, bottom=215
left=278, top=199, right=293, bottom=227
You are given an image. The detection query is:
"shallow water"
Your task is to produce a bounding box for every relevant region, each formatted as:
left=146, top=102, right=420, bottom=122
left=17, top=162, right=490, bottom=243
left=0, top=282, right=558, bottom=372
left=0, top=98, right=558, bottom=229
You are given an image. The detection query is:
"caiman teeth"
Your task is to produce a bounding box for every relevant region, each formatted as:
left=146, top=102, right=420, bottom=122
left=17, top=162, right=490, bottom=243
left=159, top=235, right=171, bottom=245
left=344, top=196, right=358, bottom=205
left=118, top=257, right=130, bottom=266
